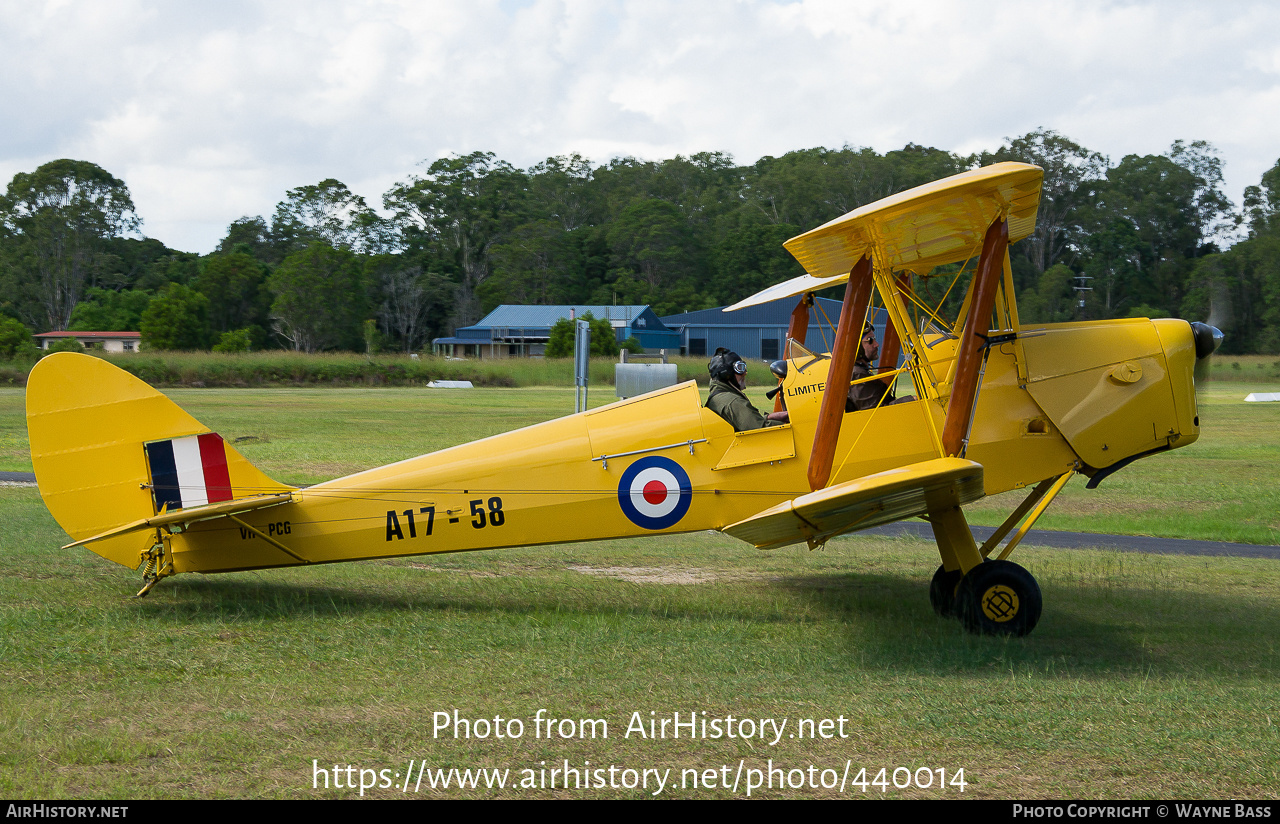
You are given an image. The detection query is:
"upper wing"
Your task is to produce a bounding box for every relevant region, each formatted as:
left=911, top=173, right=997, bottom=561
left=724, top=163, right=1043, bottom=313
left=721, top=457, right=984, bottom=549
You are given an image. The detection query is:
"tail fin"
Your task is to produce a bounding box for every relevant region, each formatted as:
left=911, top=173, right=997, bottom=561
left=26, top=353, right=293, bottom=568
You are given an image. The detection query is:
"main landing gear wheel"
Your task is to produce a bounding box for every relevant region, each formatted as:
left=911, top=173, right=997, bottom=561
left=955, top=560, right=1042, bottom=637
left=929, top=565, right=963, bottom=617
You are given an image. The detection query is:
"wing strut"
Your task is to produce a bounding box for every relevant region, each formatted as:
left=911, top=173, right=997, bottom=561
left=808, top=255, right=873, bottom=491
left=941, top=216, right=1008, bottom=457
left=928, top=215, right=1010, bottom=577
left=877, top=273, right=910, bottom=385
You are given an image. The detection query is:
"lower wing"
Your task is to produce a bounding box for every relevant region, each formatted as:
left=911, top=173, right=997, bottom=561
left=722, top=457, right=984, bottom=549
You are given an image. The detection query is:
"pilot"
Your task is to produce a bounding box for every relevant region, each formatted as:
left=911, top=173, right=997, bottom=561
left=847, top=321, right=913, bottom=411
left=706, top=348, right=789, bottom=432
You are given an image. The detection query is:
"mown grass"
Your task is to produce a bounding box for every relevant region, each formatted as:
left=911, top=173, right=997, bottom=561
left=2, top=377, right=1279, bottom=799
left=1204, top=353, right=1280, bottom=384
left=1, top=489, right=1277, bottom=799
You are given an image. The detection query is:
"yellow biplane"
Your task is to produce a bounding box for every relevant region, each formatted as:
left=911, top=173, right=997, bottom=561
left=26, top=162, right=1221, bottom=636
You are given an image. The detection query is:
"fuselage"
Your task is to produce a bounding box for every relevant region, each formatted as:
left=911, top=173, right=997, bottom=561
left=166, top=317, right=1200, bottom=574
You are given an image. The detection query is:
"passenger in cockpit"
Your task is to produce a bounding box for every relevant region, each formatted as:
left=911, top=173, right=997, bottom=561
left=847, top=322, right=914, bottom=411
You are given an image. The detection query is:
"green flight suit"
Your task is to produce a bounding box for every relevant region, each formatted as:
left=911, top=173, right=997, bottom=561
left=706, top=377, right=778, bottom=432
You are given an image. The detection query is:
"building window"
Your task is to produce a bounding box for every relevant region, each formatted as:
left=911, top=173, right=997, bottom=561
left=761, top=338, right=779, bottom=361
left=689, top=338, right=706, bottom=356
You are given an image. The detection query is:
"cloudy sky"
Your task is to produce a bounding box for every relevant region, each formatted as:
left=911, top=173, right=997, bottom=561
left=3, top=0, right=1277, bottom=253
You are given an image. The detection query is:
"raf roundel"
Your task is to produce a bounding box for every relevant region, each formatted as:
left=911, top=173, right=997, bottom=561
left=617, top=456, right=692, bottom=530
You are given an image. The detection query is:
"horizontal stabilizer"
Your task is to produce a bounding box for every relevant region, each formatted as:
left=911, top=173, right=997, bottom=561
left=63, top=492, right=295, bottom=549
left=722, top=457, right=984, bottom=549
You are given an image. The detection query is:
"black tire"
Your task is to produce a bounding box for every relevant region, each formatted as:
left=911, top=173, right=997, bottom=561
left=929, top=565, right=963, bottom=617
left=955, top=560, right=1042, bottom=636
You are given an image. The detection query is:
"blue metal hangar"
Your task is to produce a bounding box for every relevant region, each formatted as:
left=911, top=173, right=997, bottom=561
left=661, top=297, right=886, bottom=361
left=431, top=305, right=680, bottom=358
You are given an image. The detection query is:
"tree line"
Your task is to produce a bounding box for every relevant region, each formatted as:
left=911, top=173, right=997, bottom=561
left=1, top=130, right=1277, bottom=357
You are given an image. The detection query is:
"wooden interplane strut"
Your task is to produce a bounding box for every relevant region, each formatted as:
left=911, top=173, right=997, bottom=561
left=807, top=256, right=873, bottom=491
left=941, top=217, right=1009, bottom=458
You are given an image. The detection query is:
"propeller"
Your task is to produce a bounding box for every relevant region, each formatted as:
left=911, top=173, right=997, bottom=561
left=1190, top=282, right=1228, bottom=389
left=1205, top=280, right=1232, bottom=332
left=1190, top=320, right=1224, bottom=388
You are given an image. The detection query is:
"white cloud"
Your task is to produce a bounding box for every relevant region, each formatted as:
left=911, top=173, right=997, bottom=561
left=0, top=0, right=1276, bottom=252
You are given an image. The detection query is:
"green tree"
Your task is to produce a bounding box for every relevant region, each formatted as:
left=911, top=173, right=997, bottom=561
left=1189, top=158, right=1280, bottom=353
left=212, top=328, right=253, bottom=353
left=268, top=243, right=368, bottom=352
left=140, top=284, right=210, bottom=350
left=545, top=312, right=618, bottom=358
left=91, top=237, right=178, bottom=292
left=272, top=179, right=388, bottom=254
left=374, top=261, right=452, bottom=352
left=1251, top=233, right=1280, bottom=352
left=215, top=216, right=281, bottom=264
left=527, top=154, right=600, bottom=231
left=1167, top=140, right=1235, bottom=245
left=709, top=209, right=803, bottom=304
left=882, top=143, right=969, bottom=191
left=136, top=251, right=200, bottom=293
left=0, top=317, right=36, bottom=359
left=197, top=251, right=271, bottom=339
left=745, top=144, right=964, bottom=232
left=44, top=337, right=85, bottom=354
left=1017, top=263, right=1078, bottom=324
left=745, top=147, right=846, bottom=229
left=981, top=129, right=1108, bottom=275
left=1242, top=157, right=1280, bottom=236
left=1082, top=152, right=1206, bottom=317
left=384, top=152, right=528, bottom=328
left=1125, top=303, right=1169, bottom=319
left=606, top=199, right=693, bottom=295
left=0, top=159, right=140, bottom=331
left=68, top=287, right=152, bottom=331
left=482, top=220, right=580, bottom=310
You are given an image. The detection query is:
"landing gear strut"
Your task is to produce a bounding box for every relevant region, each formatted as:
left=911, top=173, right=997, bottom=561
left=928, top=500, right=1046, bottom=636
left=135, top=534, right=173, bottom=598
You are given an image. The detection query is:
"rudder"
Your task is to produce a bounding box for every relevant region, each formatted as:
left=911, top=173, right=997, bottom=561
left=25, top=353, right=292, bottom=568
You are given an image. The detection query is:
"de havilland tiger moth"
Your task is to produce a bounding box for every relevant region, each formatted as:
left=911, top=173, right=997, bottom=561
left=25, top=162, right=1222, bottom=636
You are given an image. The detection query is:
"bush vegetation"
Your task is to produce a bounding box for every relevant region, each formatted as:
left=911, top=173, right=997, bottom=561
left=0, top=350, right=723, bottom=388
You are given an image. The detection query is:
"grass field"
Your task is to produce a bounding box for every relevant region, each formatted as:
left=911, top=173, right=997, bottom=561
left=2, top=371, right=1279, bottom=799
